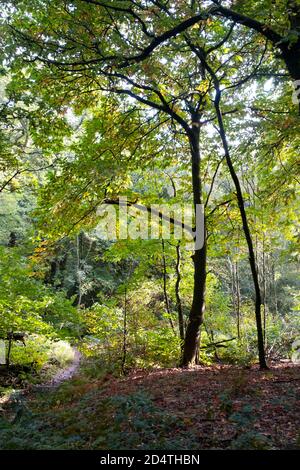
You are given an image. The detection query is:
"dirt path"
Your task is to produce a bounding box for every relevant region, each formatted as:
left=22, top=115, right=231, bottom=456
left=34, top=347, right=82, bottom=390
left=1, top=347, right=82, bottom=421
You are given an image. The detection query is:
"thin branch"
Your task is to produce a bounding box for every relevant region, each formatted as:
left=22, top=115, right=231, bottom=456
left=204, top=156, right=225, bottom=208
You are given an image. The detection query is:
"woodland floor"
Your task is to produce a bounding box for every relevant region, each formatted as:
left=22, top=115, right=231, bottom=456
left=103, top=362, right=300, bottom=449
left=0, top=361, right=299, bottom=450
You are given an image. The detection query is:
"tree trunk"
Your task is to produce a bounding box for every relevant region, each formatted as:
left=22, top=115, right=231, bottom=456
left=181, top=124, right=207, bottom=367
left=175, top=241, right=185, bottom=343
left=195, top=327, right=202, bottom=365
left=283, top=47, right=300, bottom=83
left=282, top=2, right=300, bottom=82
left=76, top=233, right=82, bottom=308
left=6, top=338, right=12, bottom=368
left=235, top=260, right=241, bottom=339
left=213, top=91, right=268, bottom=370
left=271, top=255, right=279, bottom=316
left=121, top=286, right=128, bottom=375
left=161, top=239, right=176, bottom=334
left=262, top=235, right=267, bottom=347
left=229, top=256, right=241, bottom=339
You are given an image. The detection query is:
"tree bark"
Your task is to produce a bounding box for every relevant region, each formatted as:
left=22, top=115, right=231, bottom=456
left=161, top=239, right=176, bottom=334
left=235, top=260, right=241, bottom=340
left=212, top=88, right=268, bottom=370
left=281, top=1, right=300, bottom=84
left=6, top=337, right=12, bottom=368
left=262, top=235, right=267, bottom=347
left=229, top=256, right=241, bottom=339
left=76, top=233, right=82, bottom=308
left=175, top=241, right=185, bottom=343
left=121, top=285, right=128, bottom=375
left=181, top=124, right=207, bottom=367
left=282, top=46, right=300, bottom=83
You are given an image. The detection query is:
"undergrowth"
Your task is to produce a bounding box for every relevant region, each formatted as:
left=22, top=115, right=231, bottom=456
left=0, top=380, right=198, bottom=450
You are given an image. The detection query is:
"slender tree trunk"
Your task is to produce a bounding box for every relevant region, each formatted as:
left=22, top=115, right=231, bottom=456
left=235, top=260, right=241, bottom=339
left=6, top=337, right=12, bottom=368
left=175, top=241, right=185, bottom=343
left=165, top=175, right=184, bottom=342
left=76, top=233, right=82, bottom=308
left=229, top=257, right=237, bottom=333
left=161, top=239, right=176, bottom=334
left=213, top=89, right=268, bottom=370
left=181, top=124, right=207, bottom=367
left=229, top=256, right=241, bottom=339
left=271, top=255, right=279, bottom=316
left=262, top=235, right=267, bottom=347
left=121, top=285, right=128, bottom=375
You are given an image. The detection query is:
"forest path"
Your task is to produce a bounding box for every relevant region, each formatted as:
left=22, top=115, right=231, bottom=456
left=34, top=346, right=82, bottom=390
left=1, top=346, right=82, bottom=417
